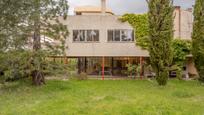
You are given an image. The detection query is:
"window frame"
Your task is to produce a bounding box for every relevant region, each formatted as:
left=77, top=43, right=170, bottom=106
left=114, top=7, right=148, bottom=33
left=107, top=29, right=135, bottom=43
left=73, top=29, right=100, bottom=43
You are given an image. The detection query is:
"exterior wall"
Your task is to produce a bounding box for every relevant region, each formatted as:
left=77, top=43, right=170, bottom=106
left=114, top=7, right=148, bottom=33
left=174, top=7, right=193, bottom=40
left=59, top=8, right=197, bottom=76
left=59, top=15, right=149, bottom=57
left=62, top=8, right=193, bottom=58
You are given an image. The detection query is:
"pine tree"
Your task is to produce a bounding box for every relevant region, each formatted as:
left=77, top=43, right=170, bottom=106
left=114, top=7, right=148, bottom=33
left=0, top=0, right=69, bottom=85
left=192, top=0, right=204, bottom=82
left=0, top=0, right=28, bottom=51
left=26, top=0, right=69, bottom=85
left=146, top=0, right=174, bottom=85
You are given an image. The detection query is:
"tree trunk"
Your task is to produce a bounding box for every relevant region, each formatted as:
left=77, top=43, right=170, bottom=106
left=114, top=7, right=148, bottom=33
left=32, top=20, right=45, bottom=86
left=33, top=29, right=41, bottom=51
left=32, top=70, right=45, bottom=85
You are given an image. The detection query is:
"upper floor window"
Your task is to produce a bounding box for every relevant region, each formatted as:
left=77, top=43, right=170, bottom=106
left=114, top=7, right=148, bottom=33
left=108, top=29, right=134, bottom=42
left=73, top=30, right=99, bottom=42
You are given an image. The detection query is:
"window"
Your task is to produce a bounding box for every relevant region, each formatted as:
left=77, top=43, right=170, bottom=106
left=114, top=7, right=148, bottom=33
left=114, top=30, right=121, bottom=41
left=87, top=30, right=99, bottom=41
left=108, top=29, right=134, bottom=42
left=108, top=30, right=113, bottom=41
left=73, top=30, right=99, bottom=42
left=73, top=30, right=85, bottom=42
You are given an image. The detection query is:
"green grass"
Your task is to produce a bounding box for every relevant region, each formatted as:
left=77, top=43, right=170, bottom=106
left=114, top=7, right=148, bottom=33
left=0, top=79, right=204, bottom=115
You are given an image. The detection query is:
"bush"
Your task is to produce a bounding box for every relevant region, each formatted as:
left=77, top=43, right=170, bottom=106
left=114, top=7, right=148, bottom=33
left=156, top=70, right=169, bottom=86
left=126, top=64, right=141, bottom=79
left=0, top=51, right=31, bottom=83
left=170, top=65, right=183, bottom=80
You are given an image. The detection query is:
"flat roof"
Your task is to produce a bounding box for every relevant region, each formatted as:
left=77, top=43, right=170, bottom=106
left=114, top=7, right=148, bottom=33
left=74, top=6, right=114, bottom=15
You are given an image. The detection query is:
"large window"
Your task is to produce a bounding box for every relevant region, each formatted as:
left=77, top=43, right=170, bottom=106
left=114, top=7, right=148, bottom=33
left=108, top=29, right=134, bottom=42
left=73, top=30, right=99, bottom=42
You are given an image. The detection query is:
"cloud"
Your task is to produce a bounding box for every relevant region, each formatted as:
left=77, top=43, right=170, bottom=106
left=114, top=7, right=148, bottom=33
left=68, top=0, right=195, bottom=15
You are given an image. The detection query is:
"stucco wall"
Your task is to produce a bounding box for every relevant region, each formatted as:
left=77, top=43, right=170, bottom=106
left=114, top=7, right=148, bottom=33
left=59, top=8, right=193, bottom=57
left=174, top=8, right=193, bottom=40
left=59, top=15, right=149, bottom=57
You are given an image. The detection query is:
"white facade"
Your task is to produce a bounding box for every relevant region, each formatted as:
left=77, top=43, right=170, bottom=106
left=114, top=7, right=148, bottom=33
left=60, top=15, right=149, bottom=57
left=61, top=8, right=193, bottom=57
left=58, top=4, right=197, bottom=75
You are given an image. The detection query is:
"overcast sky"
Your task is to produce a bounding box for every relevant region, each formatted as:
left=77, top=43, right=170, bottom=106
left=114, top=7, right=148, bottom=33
left=68, top=0, right=195, bottom=15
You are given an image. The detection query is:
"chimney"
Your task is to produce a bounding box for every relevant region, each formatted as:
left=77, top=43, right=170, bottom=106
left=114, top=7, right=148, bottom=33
left=101, top=0, right=106, bottom=15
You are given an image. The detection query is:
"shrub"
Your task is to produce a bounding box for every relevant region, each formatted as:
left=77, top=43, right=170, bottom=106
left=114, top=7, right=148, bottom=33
left=156, top=70, right=169, bottom=86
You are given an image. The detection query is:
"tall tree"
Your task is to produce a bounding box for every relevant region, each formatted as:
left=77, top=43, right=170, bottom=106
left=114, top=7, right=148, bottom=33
left=0, top=0, right=29, bottom=51
left=146, top=0, right=174, bottom=85
left=192, top=0, right=204, bottom=82
left=0, top=0, right=69, bottom=85
left=26, top=0, right=69, bottom=85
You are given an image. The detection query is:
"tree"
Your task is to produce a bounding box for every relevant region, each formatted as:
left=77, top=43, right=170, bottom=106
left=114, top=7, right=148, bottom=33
left=0, top=0, right=32, bottom=83
left=24, top=0, right=69, bottom=85
left=0, top=0, right=29, bottom=51
left=192, top=0, right=204, bottom=82
left=146, top=0, right=174, bottom=85
left=25, top=0, right=68, bottom=85
left=0, top=0, right=69, bottom=85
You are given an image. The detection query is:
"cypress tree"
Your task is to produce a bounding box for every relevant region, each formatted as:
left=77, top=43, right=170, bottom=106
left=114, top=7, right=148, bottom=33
left=147, top=0, right=174, bottom=85
left=192, top=0, right=204, bottom=82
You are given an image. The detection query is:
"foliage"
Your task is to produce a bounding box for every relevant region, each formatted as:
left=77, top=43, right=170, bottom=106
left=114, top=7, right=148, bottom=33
left=120, top=14, right=192, bottom=80
left=126, top=64, right=141, bottom=78
left=120, top=14, right=149, bottom=49
left=0, top=0, right=30, bottom=51
left=169, top=65, right=183, bottom=80
left=147, top=0, right=174, bottom=85
left=0, top=51, right=31, bottom=83
left=171, top=39, right=192, bottom=80
left=0, top=51, right=71, bottom=84
left=126, top=64, right=137, bottom=78
left=0, top=0, right=69, bottom=85
left=172, top=39, right=192, bottom=66
left=192, top=0, right=204, bottom=82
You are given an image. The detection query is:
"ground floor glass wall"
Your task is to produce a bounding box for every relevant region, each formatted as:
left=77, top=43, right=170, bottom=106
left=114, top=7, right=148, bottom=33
left=78, top=57, right=145, bottom=76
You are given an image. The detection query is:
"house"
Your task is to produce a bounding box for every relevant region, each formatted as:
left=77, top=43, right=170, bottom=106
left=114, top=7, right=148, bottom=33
left=58, top=0, right=197, bottom=78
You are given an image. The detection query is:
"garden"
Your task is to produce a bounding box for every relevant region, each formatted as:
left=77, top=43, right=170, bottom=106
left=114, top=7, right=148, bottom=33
left=1, top=79, right=204, bottom=115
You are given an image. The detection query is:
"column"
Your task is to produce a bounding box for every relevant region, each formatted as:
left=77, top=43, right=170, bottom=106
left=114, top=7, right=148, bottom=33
left=102, top=56, right=105, bottom=80
left=140, top=57, right=144, bottom=79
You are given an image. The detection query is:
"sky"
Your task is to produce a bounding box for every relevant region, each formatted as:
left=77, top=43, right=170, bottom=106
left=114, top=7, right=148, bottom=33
left=68, top=0, right=195, bottom=15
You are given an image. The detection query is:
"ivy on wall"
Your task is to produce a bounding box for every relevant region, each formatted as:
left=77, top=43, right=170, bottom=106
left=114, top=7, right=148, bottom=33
left=171, top=39, right=192, bottom=79
left=119, top=14, right=149, bottom=49
left=120, top=13, right=192, bottom=64
left=120, top=14, right=192, bottom=79
left=172, top=39, right=192, bottom=66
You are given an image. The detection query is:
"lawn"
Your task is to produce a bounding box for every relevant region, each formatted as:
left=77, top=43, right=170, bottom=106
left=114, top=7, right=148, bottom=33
left=0, top=79, right=204, bottom=115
